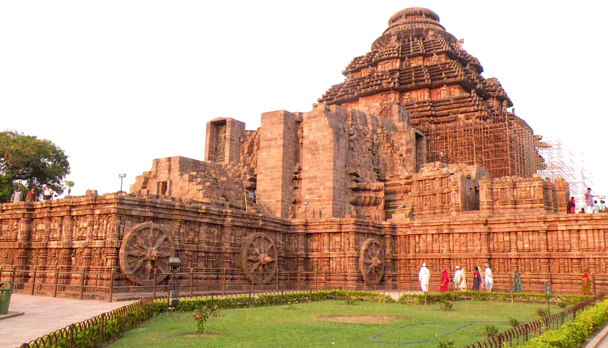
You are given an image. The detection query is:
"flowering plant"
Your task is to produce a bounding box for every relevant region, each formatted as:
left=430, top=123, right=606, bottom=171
left=437, top=337, right=456, bottom=348
left=193, top=305, right=217, bottom=334
left=438, top=300, right=453, bottom=311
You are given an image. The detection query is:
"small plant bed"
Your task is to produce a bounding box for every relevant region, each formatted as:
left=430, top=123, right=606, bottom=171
left=109, top=299, right=551, bottom=348
left=397, top=291, right=588, bottom=306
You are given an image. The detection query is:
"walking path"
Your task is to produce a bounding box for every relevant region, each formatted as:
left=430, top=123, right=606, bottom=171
left=0, top=294, right=126, bottom=348
left=587, top=323, right=608, bottom=348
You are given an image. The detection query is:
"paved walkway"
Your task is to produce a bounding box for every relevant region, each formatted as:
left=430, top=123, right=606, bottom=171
left=0, top=294, right=127, bottom=348
left=587, top=323, right=608, bottom=348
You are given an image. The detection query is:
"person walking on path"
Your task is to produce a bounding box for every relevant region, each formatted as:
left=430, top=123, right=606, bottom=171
left=11, top=187, right=23, bottom=202
left=472, top=266, right=482, bottom=291
left=459, top=267, right=467, bottom=291
left=512, top=269, right=523, bottom=293
left=419, top=263, right=430, bottom=293
left=582, top=268, right=591, bottom=295
left=439, top=268, right=449, bottom=292
left=25, top=188, right=37, bottom=202
left=484, top=263, right=493, bottom=292
left=453, top=266, right=462, bottom=291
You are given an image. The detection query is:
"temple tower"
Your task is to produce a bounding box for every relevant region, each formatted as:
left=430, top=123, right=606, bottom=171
left=319, top=7, right=544, bottom=178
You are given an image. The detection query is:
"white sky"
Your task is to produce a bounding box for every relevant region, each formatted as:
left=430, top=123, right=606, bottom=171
left=2, top=1, right=607, bottom=201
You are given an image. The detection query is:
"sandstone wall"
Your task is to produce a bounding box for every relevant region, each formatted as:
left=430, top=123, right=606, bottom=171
left=480, top=174, right=568, bottom=215
left=3, top=195, right=608, bottom=294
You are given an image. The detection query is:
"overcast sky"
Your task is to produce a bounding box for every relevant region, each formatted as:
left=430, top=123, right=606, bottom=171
left=2, top=1, right=607, bottom=202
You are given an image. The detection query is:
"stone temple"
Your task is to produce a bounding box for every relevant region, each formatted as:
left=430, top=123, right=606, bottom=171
left=0, top=8, right=605, bottom=295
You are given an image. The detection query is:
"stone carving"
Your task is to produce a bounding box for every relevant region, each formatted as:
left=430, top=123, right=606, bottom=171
left=318, top=8, right=540, bottom=179
left=0, top=7, right=600, bottom=295
left=119, top=223, right=175, bottom=286
left=216, top=125, right=226, bottom=162
left=240, top=232, right=277, bottom=284
left=359, top=238, right=385, bottom=285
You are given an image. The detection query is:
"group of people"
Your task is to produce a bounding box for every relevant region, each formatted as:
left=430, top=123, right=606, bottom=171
left=568, top=187, right=608, bottom=214
left=419, top=264, right=593, bottom=295
left=418, top=263, right=494, bottom=292
left=9, top=185, right=54, bottom=203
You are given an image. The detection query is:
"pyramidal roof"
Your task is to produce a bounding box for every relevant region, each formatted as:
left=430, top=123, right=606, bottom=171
left=318, top=7, right=543, bottom=179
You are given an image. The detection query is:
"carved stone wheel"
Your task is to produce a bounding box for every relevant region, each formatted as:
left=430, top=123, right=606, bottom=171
left=241, top=232, right=278, bottom=284
left=119, top=223, right=176, bottom=286
left=359, top=238, right=385, bottom=285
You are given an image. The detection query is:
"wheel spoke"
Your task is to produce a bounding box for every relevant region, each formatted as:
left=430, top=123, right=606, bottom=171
left=153, top=235, right=167, bottom=249
left=144, top=260, right=152, bottom=274
left=127, top=249, right=145, bottom=258
left=132, top=235, right=148, bottom=251
left=131, top=259, right=145, bottom=273
left=249, top=261, right=261, bottom=273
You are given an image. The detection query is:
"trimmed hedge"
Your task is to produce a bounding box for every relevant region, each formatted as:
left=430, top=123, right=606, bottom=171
left=519, top=299, right=608, bottom=348
left=150, top=290, right=394, bottom=314
left=397, top=291, right=589, bottom=306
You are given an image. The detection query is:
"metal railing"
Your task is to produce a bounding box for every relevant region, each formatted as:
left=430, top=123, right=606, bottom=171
left=0, top=265, right=600, bottom=302
left=463, top=293, right=604, bottom=348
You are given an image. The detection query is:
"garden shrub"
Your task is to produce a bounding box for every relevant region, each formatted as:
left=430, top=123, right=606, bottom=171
left=520, top=299, right=608, bottom=348
left=397, top=292, right=588, bottom=307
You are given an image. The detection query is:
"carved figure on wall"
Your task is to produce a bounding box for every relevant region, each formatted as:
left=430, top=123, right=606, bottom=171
left=240, top=232, right=277, bottom=284
left=359, top=238, right=385, bottom=284
left=216, top=125, right=226, bottom=162
left=119, top=222, right=176, bottom=286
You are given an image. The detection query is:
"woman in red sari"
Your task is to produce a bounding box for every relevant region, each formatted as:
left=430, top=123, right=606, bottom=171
left=440, top=268, right=449, bottom=291
left=582, top=268, right=591, bottom=295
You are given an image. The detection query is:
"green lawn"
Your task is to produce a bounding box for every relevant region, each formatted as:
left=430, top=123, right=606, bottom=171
left=110, top=300, right=560, bottom=348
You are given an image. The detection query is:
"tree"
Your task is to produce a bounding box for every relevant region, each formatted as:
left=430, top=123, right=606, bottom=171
left=65, top=180, right=75, bottom=196
left=0, top=130, right=70, bottom=202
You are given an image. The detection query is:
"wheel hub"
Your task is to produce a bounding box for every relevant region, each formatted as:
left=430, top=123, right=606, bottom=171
left=259, top=254, right=271, bottom=264
left=372, top=257, right=381, bottom=268
left=145, top=248, right=157, bottom=261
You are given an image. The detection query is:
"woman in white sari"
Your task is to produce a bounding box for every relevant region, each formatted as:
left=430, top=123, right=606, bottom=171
left=459, top=267, right=467, bottom=291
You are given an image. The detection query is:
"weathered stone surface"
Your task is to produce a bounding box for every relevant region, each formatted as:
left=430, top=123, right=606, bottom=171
left=0, top=7, right=601, bottom=295
left=318, top=7, right=544, bottom=179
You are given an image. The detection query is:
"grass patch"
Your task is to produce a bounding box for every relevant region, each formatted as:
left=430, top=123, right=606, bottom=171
left=109, top=300, right=558, bottom=348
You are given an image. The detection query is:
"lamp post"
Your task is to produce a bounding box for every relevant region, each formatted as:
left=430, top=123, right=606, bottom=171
left=303, top=201, right=309, bottom=220
left=167, top=256, right=183, bottom=310
left=118, top=174, right=126, bottom=194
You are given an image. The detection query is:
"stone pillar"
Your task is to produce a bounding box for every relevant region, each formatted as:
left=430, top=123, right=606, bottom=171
left=257, top=110, right=297, bottom=218
left=301, top=105, right=349, bottom=218
left=346, top=231, right=358, bottom=290
left=479, top=176, right=493, bottom=214
left=15, top=205, right=33, bottom=284
left=205, top=118, right=246, bottom=164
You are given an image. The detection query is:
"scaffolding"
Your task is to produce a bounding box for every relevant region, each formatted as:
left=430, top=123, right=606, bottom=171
left=414, top=114, right=544, bottom=178
left=538, top=138, right=593, bottom=210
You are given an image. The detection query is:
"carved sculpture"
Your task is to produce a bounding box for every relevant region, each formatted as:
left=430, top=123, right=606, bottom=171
left=119, top=223, right=175, bottom=286
left=359, top=238, right=385, bottom=285
left=240, top=232, right=278, bottom=284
